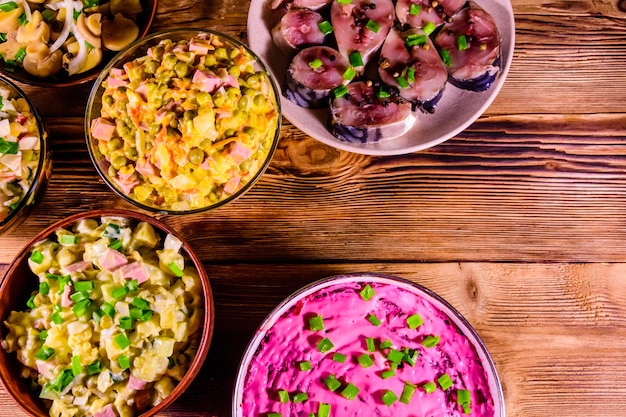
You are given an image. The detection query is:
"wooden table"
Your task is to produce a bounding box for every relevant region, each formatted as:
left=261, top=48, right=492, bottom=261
left=1, top=0, right=625, bottom=415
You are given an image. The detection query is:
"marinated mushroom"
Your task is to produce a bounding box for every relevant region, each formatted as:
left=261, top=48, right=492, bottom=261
left=0, top=3, right=24, bottom=33
left=16, top=11, right=50, bottom=44
left=76, top=12, right=102, bottom=49
left=22, top=43, right=63, bottom=77
left=63, top=38, right=103, bottom=74
left=101, top=13, right=139, bottom=51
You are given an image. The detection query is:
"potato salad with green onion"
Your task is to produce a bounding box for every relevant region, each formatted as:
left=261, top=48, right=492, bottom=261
left=90, top=32, right=279, bottom=212
left=0, top=81, right=41, bottom=222
left=1, top=216, right=204, bottom=417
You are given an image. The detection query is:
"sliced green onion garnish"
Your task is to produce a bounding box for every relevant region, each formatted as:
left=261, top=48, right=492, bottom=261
left=337, top=0, right=351, bottom=4
left=366, top=337, right=375, bottom=352
left=45, top=273, right=62, bottom=280
left=72, top=299, right=91, bottom=317
left=140, top=309, right=153, bottom=321
left=457, top=35, right=469, bottom=50
left=92, top=309, right=104, bottom=324
left=70, top=290, right=89, bottom=303
left=357, top=353, right=374, bottom=368
left=318, top=403, right=331, bottom=417
left=316, top=337, right=334, bottom=352
left=400, top=382, right=417, bottom=404
left=117, top=354, right=131, bottom=370
left=39, top=282, right=50, bottom=295
left=309, top=58, right=323, bottom=69
left=119, top=316, right=133, bottom=329
left=58, top=275, right=71, bottom=292
left=125, top=279, right=139, bottom=292
left=26, top=294, right=36, bottom=309
left=71, top=355, right=82, bottom=376
left=381, top=389, right=398, bottom=406
left=35, top=346, right=54, bottom=360
left=457, top=388, right=471, bottom=405
left=0, top=137, right=17, bottom=154
left=131, top=297, right=149, bottom=309
left=403, top=348, right=418, bottom=366
left=406, top=313, right=423, bottom=329
left=366, top=19, right=380, bottom=33
left=51, top=311, right=63, bottom=324
left=349, top=50, right=363, bottom=67
left=387, top=349, right=404, bottom=363
left=367, top=313, right=381, bottom=326
left=293, top=392, right=308, bottom=403
left=267, top=414, right=282, bottom=417
left=109, top=239, right=123, bottom=250
left=360, top=284, right=375, bottom=301
left=87, top=359, right=101, bottom=375
left=59, top=234, right=78, bottom=245
left=422, top=335, right=440, bottom=348
left=342, top=66, right=356, bottom=81
left=30, top=250, right=44, bottom=264
left=73, top=280, right=94, bottom=292
left=309, top=314, right=325, bottom=331
left=85, top=0, right=99, bottom=8
left=299, top=360, right=312, bottom=371
left=409, top=3, right=421, bottom=15
left=341, top=382, right=360, bottom=400
left=406, top=34, right=427, bottom=47
left=396, top=76, right=409, bottom=88
left=103, top=223, right=120, bottom=238
left=324, top=374, right=341, bottom=392
left=38, top=329, right=48, bottom=341
left=332, top=352, right=347, bottom=363
left=380, top=339, right=393, bottom=349
left=440, top=49, right=452, bottom=66
left=406, top=66, right=415, bottom=83
left=437, top=373, right=453, bottom=390
left=381, top=369, right=395, bottom=379
left=423, top=21, right=436, bottom=35
left=318, top=20, right=333, bottom=35
left=41, top=8, right=55, bottom=22
left=114, top=333, right=131, bottom=349
left=48, top=368, right=74, bottom=393
left=101, top=302, right=115, bottom=317
left=168, top=262, right=184, bottom=277
left=0, top=2, right=18, bottom=12
left=278, top=389, right=290, bottom=403
left=17, top=12, right=27, bottom=26
left=333, top=84, right=349, bottom=98
left=423, top=381, right=437, bottom=393
left=14, top=46, right=25, bottom=62
left=112, top=286, right=128, bottom=299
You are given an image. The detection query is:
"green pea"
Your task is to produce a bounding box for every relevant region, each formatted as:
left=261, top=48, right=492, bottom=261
left=213, top=92, right=226, bottom=108
left=111, top=155, right=127, bottom=170
left=150, top=45, right=164, bottom=61
left=148, top=123, right=160, bottom=135
left=204, top=54, right=217, bottom=67
left=252, top=93, right=266, bottom=107
left=143, top=59, right=158, bottom=74
left=124, top=147, right=138, bottom=160
left=176, top=51, right=194, bottom=63
left=183, top=110, right=197, bottom=121
left=188, top=148, right=205, bottom=165
left=228, top=65, right=240, bottom=79
left=169, top=118, right=178, bottom=128
left=215, top=48, right=228, bottom=60
left=107, top=138, right=122, bottom=152
left=103, top=94, right=114, bottom=107
left=164, top=54, right=178, bottom=70
left=174, top=62, right=189, bottom=78
left=246, top=74, right=260, bottom=89
left=196, top=91, right=211, bottom=107
left=237, top=95, right=250, bottom=111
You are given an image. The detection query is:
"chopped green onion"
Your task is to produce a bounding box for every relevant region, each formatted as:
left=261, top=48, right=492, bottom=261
left=299, top=360, right=312, bottom=371
left=278, top=389, right=290, bottom=403
left=87, top=359, right=101, bottom=375
left=380, top=339, right=393, bottom=349
left=381, top=389, right=398, bottom=406
left=387, top=349, right=404, bottom=363
left=337, top=0, right=351, bottom=3
left=360, top=284, right=375, bottom=301
left=438, top=373, right=453, bottom=390
left=119, top=316, right=133, bottom=329
left=406, top=313, right=424, bottom=329
left=318, top=403, right=331, bottom=417
left=26, top=294, right=36, bottom=309
left=0, top=33, right=5, bottom=43
left=403, top=348, right=419, bottom=366
left=457, top=35, right=469, bottom=50
left=131, top=297, right=149, bottom=309
left=72, top=299, right=91, bottom=317
left=366, top=337, right=375, bottom=352
left=112, top=286, right=128, bottom=299
left=103, top=223, right=121, bottom=238
left=140, top=309, right=153, bottom=321
left=35, top=346, right=55, bottom=360
left=332, top=84, right=349, bottom=98
left=168, top=262, right=184, bottom=277
left=58, top=275, right=71, bottom=292
left=457, top=389, right=471, bottom=407
left=41, top=8, right=55, bottom=22
left=39, top=282, right=50, bottom=295
left=423, top=21, right=436, bottom=35
left=267, top=414, right=282, bottom=417
left=376, top=86, right=390, bottom=99
left=357, top=353, right=374, bottom=368
left=341, top=382, right=360, bottom=400
left=48, top=368, right=74, bottom=393
left=45, top=273, right=62, bottom=280
left=396, top=76, right=409, bottom=88
left=38, top=329, right=48, bottom=341
left=318, top=20, right=333, bottom=35
left=406, top=67, right=415, bottom=83
left=367, top=313, right=381, bottom=326
left=85, top=0, right=99, bottom=8
left=309, top=314, right=325, bottom=331
left=101, top=302, right=115, bottom=317
left=332, top=352, right=347, bottom=363
left=381, top=369, right=395, bottom=379
left=17, top=12, right=27, bottom=25
left=51, top=311, right=63, bottom=324
left=59, top=234, right=78, bottom=245
left=0, top=137, right=17, bottom=154
left=293, top=392, right=308, bottom=403
left=30, top=250, right=44, bottom=264
left=342, top=66, right=356, bottom=81
left=109, top=239, right=123, bottom=250
left=316, top=337, right=334, bottom=353
left=0, top=2, right=18, bottom=12
left=308, top=58, right=323, bottom=69
left=114, top=333, right=130, bottom=349
left=73, top=280, right=94, bottom=292
left=349, top=50, right=363, bottom=67
left=423, top=381, right=437, bottom=393
left=406, top=34, right=427, bottom=47
left=422, top=335, right=440, bottom=348
left=440, top=49, right=452, bottom=66
left=366, top=19, right=380, bottom=33
left=92, top=309, right=104, bottom=324
left=71, top=355, right=82, bottom=376
left=409, top=3, right=421, bottom=15
left=324, top=374, right=341, bottom=392
left=125, top=279, right=139, bottom=292
left=400, top=382, right=417, bottom=404
left=70, top=290, right=89, bottom=303
left=117, top=354, right=131, bottom=370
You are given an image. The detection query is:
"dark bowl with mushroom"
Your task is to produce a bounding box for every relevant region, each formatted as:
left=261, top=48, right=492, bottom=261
left=0, top=0, right=158, bottom=87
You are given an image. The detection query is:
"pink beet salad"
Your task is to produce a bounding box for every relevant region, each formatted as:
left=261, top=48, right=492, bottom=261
left=237, top=276, right=499, bottom=417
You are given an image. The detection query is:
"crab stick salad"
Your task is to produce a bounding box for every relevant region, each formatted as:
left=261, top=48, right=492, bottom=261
left=0, top=80, right=42, bottom=222
left=236, top=275, right=501, bottom=417
left=1, top=216, right=205, bottom=417
left=89, top=31, right=280, bottom=212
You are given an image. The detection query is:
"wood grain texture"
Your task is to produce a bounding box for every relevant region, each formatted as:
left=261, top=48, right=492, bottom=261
left=1, top=0, right=626, bottom=416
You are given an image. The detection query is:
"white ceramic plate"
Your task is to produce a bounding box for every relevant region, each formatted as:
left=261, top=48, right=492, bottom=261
left=247, top=0, right=515, bottom=156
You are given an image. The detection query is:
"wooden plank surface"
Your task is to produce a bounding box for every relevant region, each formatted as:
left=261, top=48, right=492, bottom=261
left=1, top=0, right=626, bottom=416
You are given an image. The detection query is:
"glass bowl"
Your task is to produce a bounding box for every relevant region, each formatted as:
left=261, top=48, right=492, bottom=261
left=0, top=209, right=214, bottom=417
left=233, top=272, right=505, bottom=417
left=0, top=75, right=50, bottom=235
left=0, top=0, right=158, bottom=87
left=85, top=28, right=281, bottom=214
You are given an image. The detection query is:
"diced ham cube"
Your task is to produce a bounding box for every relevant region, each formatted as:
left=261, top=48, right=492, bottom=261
left=106, top=77, right=128, bottom=88
left=93, top=404, right=117, bottom=417
left=113, top=175, right=140, bottom=195
left=223, top=175, right=241, bottom=195
left=99, top=248, right=128, bottom=271
left=192, top=69, right=221, bottom=93
left=135, top=83, right=149, bottom=101
left=227, top=141, right=250, bottom=164
left=189, top=38, right=211, bottom=55
left=63, top=260, right=92, bottom=273
left=91, top=118, right=116, bottom=141
left=135, top=157, right=158, bottom=178
left=110, top=68, right=126, bottom=78
left=118, top=262, right=149, bottom=284
left=61, top=284, right=73, bottom=307
left=127, top=375, right=147, bottom=390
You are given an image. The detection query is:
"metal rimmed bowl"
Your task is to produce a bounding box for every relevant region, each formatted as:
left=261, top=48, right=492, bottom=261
left=234, top=272, right=504, bottom=417
left=0, top=209, right=214, bottom=417
left=85, top=28, right=281, bottom=214
left=0, top=75, right=50, bottom=235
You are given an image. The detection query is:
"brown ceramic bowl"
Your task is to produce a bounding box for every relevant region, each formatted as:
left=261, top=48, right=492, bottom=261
left=0, top=209, right=214, bottom=416
left=0, top=0, right=158, bottom=87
